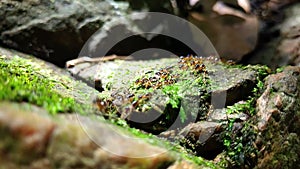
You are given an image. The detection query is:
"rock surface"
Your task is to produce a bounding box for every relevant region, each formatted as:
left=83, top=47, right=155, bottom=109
left=178, top=121, right=224, bottom=159
left=255, top=66, right=300, bottom=169
left=185, top=0, right=259, bottom=62
left=0, top=46, right=98, bottom=107
left=0, top=0, right=130, bottom=67
left=245, top=3, right=300, bottom=68
left=0, top=102, right=55, bottom=164
left=0, top=102, right=175, bottom=169
left=2, top=42, right=300, bottom=168
left=0, top=47, right=218, bottom=169
left=167, top=160, right=205, bottom=169
left=0, top=0, right=200, bottom=68
left=118, top=0, right=173, bottom=13
left=67, top=55, right=268, bottom=164
left=67, top=56, right=262, bottom=108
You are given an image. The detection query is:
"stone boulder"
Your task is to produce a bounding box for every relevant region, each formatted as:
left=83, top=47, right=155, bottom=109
left=177, top=121, right=224, bottom=159
left=0, top=46, right=99, bottom=107
left=0, top=0, right=196, bottom=68
left=0, top=0, right=129, bottom=67
left=255, top=66, right=300, bottom=169
left=0, top=102, right=174, bottom=169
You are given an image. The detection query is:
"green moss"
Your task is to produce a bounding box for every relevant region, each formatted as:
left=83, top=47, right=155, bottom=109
left=127, top=58, right=211, bottom=123
left=226, top=99, right=255, bottom=116
left=221, top=119, right=258, bottom=168
left=225, top=64, right=270, bottom=88
left=224, top=63, right=270, bottom=75
left=275, top=66, right=285, bottom=73
left=221, top=65, right=270, bottom=168
left=162, top=84, right=181, bottom=108
left=0, top=55, right=84, bottom=114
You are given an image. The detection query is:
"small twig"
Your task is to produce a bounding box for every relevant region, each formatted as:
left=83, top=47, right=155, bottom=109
left=66, top=55, right=132, bottom=68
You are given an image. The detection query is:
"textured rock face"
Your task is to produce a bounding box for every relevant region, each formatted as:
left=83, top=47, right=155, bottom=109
left=0, top=0, right=130, bottom=67
left=0, top=102, right=55, bottom=164
left=67, top=57, right=260, bottom=107
left=255, top=66, right=300, bottom=169
left=178, top=121, right=224, bottom=159
left=0, top=0, right=189, bottom=68
left=0, top=102, right=175, bottom=169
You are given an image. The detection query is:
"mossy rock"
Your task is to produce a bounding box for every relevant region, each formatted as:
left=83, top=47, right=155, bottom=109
left=68, top=56, right=269, bottom=133
left=0, top=47, right=98, bottom=115
left=67, top=55, right=273, bottom=168
left=0, top=47, right=220, bottom=169
left=255, top=66, right=300, bottom=169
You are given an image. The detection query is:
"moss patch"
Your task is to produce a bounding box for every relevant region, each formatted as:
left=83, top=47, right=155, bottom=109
left=0, top=55, right=85, bottom=114
left=220, top=65, right=270, bottom=168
